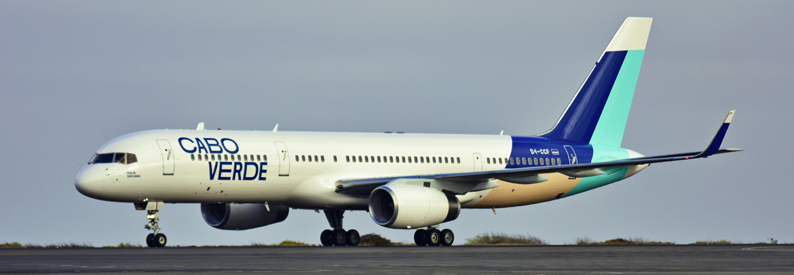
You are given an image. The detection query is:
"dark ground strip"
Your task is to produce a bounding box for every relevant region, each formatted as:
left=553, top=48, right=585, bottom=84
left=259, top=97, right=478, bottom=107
left=1, top=245, right=793, bottom=274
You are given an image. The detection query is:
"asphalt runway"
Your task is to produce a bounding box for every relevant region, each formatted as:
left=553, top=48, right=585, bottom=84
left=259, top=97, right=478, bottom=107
left=1, top=245, right=793, bottom=274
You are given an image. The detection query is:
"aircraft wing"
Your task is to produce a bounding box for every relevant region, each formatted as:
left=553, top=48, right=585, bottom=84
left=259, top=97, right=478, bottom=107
left=335, top=110, right=740, bottom=197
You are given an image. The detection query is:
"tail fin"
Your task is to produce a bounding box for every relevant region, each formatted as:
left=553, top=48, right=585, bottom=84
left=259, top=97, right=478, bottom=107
left=539, top=17, right=652, bottom=148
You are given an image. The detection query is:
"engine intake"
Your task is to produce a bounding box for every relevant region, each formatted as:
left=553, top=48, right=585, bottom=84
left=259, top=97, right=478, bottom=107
left=369, top=183, right=460, bottom=229
left=201, top=203, right=289, bottom=230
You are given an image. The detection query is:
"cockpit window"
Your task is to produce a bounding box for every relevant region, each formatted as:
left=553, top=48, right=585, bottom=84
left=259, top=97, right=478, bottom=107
left=93, top=153, right=115, bottom=164
left=126, top=153, right=137, bottom=164
left=114, top=153, right=125, bottom=163
left=90, top=152, right=137, bottom=165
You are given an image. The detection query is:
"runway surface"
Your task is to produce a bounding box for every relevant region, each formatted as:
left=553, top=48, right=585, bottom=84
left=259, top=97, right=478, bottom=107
left=1, top=245, right=793, bottom=274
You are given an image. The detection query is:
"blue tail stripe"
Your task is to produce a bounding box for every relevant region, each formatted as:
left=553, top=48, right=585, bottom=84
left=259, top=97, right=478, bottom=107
left=540, top=51, right=627, bottom=143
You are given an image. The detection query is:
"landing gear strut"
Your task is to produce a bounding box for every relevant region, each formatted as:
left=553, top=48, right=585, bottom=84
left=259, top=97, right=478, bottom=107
left=414, top=227, right=454, bottom=246
left=144, top=210, right=167, bottom=247
left=319, top=209, right=360, bottom=246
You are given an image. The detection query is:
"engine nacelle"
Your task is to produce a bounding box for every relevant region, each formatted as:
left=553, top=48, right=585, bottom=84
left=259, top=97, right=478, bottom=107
left=368, top=184, right=460, bottom=229
left=201, top=203, right=289, bottom=230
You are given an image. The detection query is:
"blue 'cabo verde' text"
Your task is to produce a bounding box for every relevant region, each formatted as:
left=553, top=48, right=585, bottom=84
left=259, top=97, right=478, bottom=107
left=178, top=137, right=239, bottom=154
left=208, top=162, right=267, bottom=181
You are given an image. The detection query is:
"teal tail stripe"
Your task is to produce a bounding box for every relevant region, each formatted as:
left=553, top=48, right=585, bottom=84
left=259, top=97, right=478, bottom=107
left=589, top=49, right=645, bottom=148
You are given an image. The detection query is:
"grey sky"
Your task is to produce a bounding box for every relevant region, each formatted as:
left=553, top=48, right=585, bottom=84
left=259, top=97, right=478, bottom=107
left=1, top=1, right=791, bottom=246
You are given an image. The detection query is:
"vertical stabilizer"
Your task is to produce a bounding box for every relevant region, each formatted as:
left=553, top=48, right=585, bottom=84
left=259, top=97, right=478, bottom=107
left=539, top=17, right=652, bottom=148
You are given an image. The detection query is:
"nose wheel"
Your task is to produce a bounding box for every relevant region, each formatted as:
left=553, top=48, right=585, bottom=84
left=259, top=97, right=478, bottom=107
left=144, top=210, right=167, bottom=247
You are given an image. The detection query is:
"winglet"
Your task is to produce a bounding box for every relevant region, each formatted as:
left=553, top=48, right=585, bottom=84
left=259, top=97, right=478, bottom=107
left=196, top=122, right=205, bottom=131
left=273, top=123, right=279, bottom=133
left=693, top=110, right=735, bottom=158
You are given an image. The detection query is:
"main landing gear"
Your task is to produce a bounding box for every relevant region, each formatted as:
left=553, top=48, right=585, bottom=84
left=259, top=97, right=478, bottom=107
left=144, top=210, right=167, bottom=247
left=414, top=227, right=454, bottom=246
left=319, top=209, right=360, bottom=246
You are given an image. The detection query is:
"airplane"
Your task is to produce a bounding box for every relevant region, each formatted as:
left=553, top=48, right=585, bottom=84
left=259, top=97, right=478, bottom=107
left=75, top=17, right=740, bottom=247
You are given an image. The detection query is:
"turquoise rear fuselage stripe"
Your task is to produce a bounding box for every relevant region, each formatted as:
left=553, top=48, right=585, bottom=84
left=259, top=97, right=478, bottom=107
left=589, top=49, right=645, bottom=148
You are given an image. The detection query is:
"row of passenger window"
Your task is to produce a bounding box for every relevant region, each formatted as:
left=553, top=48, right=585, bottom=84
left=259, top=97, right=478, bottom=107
left=486, top=157, right=562, bottom=166
left=89, top=153, right=138, bottom=165
left=295, top=155, right=331, bottom=162
left=191, top=154, right=268, bottom=162
left=346, top=155, right=461, bottom=164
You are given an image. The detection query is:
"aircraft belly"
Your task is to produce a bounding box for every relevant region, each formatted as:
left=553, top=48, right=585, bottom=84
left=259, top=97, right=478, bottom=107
left=471, top=173, right=580, bottom=208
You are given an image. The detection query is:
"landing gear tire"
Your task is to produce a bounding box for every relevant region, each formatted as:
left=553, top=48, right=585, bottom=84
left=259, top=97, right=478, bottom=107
left=320, top=230, right=333, bottom=246
left=414, top=229, right=427, bottom=246
left=425, top=229, right=442, bottom=246
left=331, top=228, right=347, bottom=246
left=146, top=233, right=156, bottom=248
left=154, top=233, right=167, bottom=247
left=440, top=229, right=454, bottom=246
left=346, top=230, right=360, bottom=246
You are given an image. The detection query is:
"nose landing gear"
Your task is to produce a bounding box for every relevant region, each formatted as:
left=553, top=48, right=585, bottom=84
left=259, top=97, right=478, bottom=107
left=145, top=210, right=167, bottom=247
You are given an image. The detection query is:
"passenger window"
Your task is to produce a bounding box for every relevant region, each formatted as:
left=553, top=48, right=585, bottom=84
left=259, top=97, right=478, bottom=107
left=296, top=155, right=300, bottom=162
left=545, top=158, right=549, bottom=165
left=263, top=155, right=268, bottom=162
left=498, top=158, right=502, bottom=164
left=521, top=157, right=527, bottom=165
left=389, top=156, right=393, bottom=163
left=487, top=158, right=491, bottom=164
left=191, top=154, right=195, bottom=161
left=333, top=156, right=337, bottom=162
left=212, top=155, right=216, bottom=161
left=358, top=156, right=362, bottom=162
left=509, top=158, right=514, bottom=165
left=244, top=155, right=247, bottom=161
left=345, top=156, right=349, bottom=162
left=256, top=155, right=260, bottom=161
left=321, top=156, right=325, bottom=162
left=456, top=157, right=460, bottom=163
left=532, top=158, right=537, bottom=165
left=557, top=158, right=561, bottom=165
left=414, top=156, right=418, bottom=163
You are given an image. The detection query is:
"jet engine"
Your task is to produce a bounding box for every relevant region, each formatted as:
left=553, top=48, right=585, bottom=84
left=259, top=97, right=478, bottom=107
left=201, top=203, right=289, bottom=230
left=368, top=184, right=460, bottom=229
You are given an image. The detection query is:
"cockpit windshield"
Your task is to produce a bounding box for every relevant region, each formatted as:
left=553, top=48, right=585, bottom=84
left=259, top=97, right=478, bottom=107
left=89, top=153, right=138, bottom=165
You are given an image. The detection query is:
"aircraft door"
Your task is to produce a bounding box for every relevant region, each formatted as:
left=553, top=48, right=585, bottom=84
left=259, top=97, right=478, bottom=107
left=564, top=145, right=578, bottom=165
left=472, top=153, right=483, bottom=171
left=274, top=141, right=290, bottom=176
left=156, top=139, right=175, bottom=175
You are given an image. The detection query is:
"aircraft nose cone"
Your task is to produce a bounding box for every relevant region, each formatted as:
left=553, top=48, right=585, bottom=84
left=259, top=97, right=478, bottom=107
left=75, top=166, right=104, bottom=199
